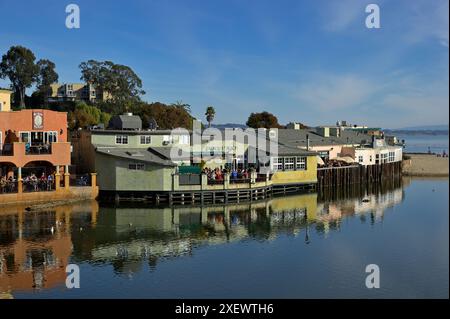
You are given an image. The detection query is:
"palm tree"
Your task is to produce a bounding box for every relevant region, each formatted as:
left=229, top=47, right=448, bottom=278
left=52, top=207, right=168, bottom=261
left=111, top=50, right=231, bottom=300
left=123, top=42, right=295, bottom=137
left=205, top=106, right=215, bottom=128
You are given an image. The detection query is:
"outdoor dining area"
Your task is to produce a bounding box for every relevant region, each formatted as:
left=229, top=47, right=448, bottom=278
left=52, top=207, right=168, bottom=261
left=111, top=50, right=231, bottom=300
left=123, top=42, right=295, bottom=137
left=0, top=169, right=56, bottom=194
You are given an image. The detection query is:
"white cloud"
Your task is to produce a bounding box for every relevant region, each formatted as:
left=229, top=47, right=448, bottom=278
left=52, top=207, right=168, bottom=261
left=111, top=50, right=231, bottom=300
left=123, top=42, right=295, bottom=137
left=320, top=0, right=449, bottom=48
left=401, top=0, right=449, bottom=48
left=291, top=74, right=379, bottom=111
left=320, top=0, right=369, bottom=32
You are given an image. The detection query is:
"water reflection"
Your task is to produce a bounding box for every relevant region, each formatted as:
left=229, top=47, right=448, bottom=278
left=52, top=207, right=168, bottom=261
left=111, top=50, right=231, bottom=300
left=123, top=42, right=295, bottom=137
left=0, top=179, right=404, bottom=295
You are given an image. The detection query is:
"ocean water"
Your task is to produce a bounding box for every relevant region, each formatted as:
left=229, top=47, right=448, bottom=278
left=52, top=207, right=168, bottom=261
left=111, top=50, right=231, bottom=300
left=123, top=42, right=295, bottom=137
left=398, top=133, right=449, bottom=154
left=0, top=177, right=448, bottom=299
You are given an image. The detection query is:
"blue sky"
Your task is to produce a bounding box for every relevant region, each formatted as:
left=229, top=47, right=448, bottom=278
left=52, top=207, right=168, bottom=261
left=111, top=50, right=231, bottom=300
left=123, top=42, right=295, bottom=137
left=0, top=0, right=448, bottom=128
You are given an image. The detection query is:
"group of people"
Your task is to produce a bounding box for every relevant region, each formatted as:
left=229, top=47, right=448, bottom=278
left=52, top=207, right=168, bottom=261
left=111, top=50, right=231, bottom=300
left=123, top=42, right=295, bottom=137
left=0, top=175, right=16, bottom=193
left=0, top=172, right=55, bottom=193
left=22, top=173, right=55, bottom=192
left=202, top=167, right=252, bottom=183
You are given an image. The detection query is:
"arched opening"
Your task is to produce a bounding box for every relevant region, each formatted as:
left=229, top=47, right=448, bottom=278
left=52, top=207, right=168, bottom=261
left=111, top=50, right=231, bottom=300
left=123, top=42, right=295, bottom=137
left=23, top=160, right=57, bottom=177
left=0, top=161, right=16, bottom=178
left=21, top=161, right=58, bottom=192
left=0, top=162, right=17, bottom=194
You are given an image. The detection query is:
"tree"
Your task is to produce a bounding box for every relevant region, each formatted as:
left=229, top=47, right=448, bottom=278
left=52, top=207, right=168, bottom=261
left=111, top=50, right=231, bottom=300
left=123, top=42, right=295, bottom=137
left=246, top=111, right=281, bottom=129
left=36, top=59, right=58, bottom=93
left=172, top=100, right=191, bottom=114
left=68, top=102, right=111, bottom=129
left=34, top=59, right=58, bottom=107
left=79, top=60, right=145, bottom=104
left=0, top=46, right=40, bottom=108
left=131, top=101, right=195, bottom=130
left=205, top=106, right=215, bottom=128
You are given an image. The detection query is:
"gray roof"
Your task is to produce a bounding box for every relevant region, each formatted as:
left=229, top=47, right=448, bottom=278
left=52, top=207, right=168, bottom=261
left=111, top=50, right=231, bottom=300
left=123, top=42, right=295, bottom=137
left=247, top=143, right=317, bottom=157
left=90, top=128, right=190, bottom=135
left=148, top=147, right=191, bottom=161
left=277, top=129, right=373, bottom=148
left=108, top=114, right=142, bottom=130
left=96, top=147, right=176, bottom=166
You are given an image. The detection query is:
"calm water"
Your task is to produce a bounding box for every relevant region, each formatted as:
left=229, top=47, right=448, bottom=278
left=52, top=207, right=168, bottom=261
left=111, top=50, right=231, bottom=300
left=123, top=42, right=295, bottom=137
left=399, top=133, right=449, bottom=154
left=0, top=177, right=448, bottom=299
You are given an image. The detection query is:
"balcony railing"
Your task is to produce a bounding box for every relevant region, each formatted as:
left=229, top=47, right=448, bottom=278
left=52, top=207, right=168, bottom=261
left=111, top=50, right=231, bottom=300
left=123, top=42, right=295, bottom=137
left=25, top=144, right=52, bottom=155
left=0, top=143, right=13, bottom=156
left=230, top=178, right=251, bottom=184
left=208, top=179, right=224, bottom=185
left=22, top=179, right=56, bottom=193
left=0, top=180, right=18, bottom=194
left=69, top=174, right=92, bottom=186
left=0, top=142, right=71, bottom=160
left=179, top=174, right=201, bottom=185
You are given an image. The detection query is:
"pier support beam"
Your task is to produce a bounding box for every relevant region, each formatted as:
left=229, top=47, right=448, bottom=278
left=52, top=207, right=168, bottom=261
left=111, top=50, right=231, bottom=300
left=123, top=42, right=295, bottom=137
left=55, top=173, right=61, bottom=191
left=17, top=167, right=23, bottom=194
left=64, top=165, right=70, bottom=190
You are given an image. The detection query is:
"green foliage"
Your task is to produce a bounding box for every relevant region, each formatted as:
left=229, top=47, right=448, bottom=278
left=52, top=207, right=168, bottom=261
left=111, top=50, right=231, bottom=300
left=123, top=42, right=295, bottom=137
left=68, top=102, right=111, bottom=130
left=36, top=59, right=58, bottom=94
left=132, top=102, right=195, bottom=130
left=171, top=100, right=191, bottom=114
left=0, top=46, right=59, bottom=109
left=0, top=46, right=40, bottom=108
left=79, top=60, right=145, bottom=104
left=246, top=111, right=281, bottom=129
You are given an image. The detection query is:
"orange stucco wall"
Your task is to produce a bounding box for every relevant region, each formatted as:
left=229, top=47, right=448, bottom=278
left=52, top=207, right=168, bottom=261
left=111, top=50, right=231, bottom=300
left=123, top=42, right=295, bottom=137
left=0, top=109, right=70, bottom=167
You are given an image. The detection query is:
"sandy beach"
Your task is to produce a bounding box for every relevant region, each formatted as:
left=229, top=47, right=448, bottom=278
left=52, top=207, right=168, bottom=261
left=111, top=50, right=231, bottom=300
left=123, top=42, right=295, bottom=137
left=403, top=153, right=449, bottom=177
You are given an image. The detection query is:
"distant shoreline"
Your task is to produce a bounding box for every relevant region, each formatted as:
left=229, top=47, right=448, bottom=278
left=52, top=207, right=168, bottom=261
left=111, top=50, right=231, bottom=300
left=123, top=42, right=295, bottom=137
left=385, top=130, right=448, bottom=136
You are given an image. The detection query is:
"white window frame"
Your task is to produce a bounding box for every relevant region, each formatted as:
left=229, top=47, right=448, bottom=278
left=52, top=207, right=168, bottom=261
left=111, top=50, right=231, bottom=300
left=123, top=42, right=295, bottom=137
left=19, top=131, right=31, bottom=144
left=388, top=151, right=395, bottom=162
left=140, top=135, right=152, bottom=144
left=296, top=156, right=307, bottom=170
left=115, top=135, right=129, bottom=145
left=128, top=163, right=145, bottom=170
left=358, top=155, right=364, bottom=163
left=179, top=135, right=190, bottom=145
left=272, top=157, right=283, bottom=171
left=45, top=131, right=58, bottom=144
left=284, top=157, right=295, bottom=171
left=163, top=135, right=173, bottom=144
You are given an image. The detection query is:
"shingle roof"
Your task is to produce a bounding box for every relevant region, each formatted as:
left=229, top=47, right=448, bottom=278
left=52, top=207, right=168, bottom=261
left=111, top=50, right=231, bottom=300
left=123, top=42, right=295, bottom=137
left=96, top=147, right=176, bottom=166
left=148, top=147, right=191, bottom=161
left=277, top=129, right=373, bottom=148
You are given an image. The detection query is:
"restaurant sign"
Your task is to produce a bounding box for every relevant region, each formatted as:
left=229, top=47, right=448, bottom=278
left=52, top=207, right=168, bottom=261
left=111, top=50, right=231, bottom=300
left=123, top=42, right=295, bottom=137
left=32, top=111, right=44, bottom=130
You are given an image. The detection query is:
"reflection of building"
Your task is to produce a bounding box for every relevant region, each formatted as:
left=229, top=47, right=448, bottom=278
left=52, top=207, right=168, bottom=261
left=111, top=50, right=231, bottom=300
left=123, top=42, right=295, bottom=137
left=0, top=201, right=99, bottom=294
left=1, top=180, right=404, bottom=294
left=68, top=193, right=319, bottom=272
left=353, top=187, right=404, bottom=220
